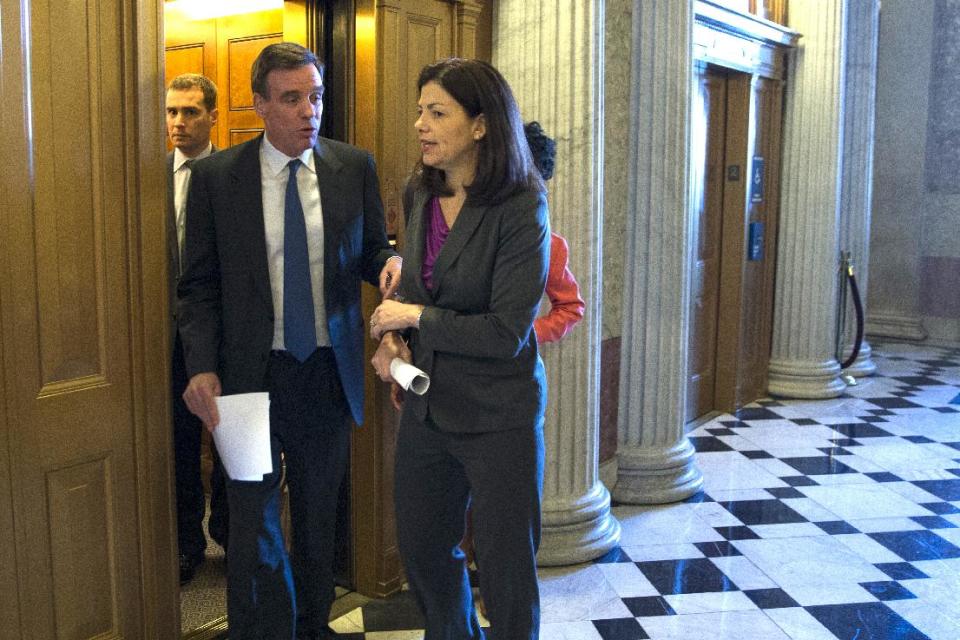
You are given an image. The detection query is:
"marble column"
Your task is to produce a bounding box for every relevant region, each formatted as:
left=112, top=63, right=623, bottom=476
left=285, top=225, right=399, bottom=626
left=495, top=0, right=621, bottom=565
left=613, top=0, right=703, bottom=505
left=768, top=0, right=848, bottom=399
left=839, top=0, right=879, bottom=377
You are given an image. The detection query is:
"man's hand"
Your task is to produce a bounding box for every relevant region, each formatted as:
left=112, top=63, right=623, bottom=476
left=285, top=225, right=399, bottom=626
left=371, top=331, right=410, bottom=382
left=379, top=256, right=402, bottom=299
left=183, top=372, right=222, bottom=431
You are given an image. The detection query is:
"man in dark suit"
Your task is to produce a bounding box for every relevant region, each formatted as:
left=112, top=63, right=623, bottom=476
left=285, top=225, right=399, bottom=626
left=178, top=43, right=400, bottom=640
left=165, top=73, right=229, bottom=585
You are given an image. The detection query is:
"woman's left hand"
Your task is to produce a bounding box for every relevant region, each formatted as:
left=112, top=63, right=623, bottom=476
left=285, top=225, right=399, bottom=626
left=370, top=299, right=424, bottom=340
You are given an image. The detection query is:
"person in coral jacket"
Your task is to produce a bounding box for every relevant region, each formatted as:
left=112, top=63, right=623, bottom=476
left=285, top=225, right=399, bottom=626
left=526, top=121, right=585, bottom=345
left=534, top=232, right=585, bottom=344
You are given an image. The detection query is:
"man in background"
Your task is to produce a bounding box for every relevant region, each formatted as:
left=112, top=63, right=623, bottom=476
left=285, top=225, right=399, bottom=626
left=166, top=73, right=229, bottom=585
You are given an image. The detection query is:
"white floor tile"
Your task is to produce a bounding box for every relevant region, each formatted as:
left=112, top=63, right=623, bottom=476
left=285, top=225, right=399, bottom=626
left=638, top=610, right=793, bottom=640
left=732, top=536, right=888, bottom=589
left=797, top=483, right=932, bottom=520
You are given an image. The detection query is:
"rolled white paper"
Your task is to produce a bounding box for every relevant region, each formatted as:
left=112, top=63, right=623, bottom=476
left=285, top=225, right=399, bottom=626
left=390, top=358, right=430, bottom=395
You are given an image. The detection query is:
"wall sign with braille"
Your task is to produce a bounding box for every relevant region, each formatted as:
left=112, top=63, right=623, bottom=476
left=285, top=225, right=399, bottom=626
left=751, top=156, right=765, bottom=202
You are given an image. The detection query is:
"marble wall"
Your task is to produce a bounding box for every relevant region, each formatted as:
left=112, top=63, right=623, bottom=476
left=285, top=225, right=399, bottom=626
left=603, top=0, right=633, bottom=342
left=869, top=0, right=960, bottom=344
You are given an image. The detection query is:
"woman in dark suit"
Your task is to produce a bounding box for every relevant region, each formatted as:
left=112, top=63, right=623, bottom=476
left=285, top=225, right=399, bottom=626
left=369, top=58, right=549, bottom=639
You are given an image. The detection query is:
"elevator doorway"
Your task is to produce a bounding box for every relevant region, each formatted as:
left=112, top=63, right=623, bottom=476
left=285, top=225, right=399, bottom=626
left=686, top=62, right=784, bottom=422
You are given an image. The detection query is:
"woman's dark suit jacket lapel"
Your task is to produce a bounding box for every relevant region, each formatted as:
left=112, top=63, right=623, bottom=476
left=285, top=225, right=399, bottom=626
left=403, top=189, right=488, bottom=301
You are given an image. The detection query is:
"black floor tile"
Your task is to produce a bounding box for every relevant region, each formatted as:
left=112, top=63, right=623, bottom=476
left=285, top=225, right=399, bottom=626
left=719, top=499, right=808, bottom=526
left=892, top=376, right=946, bottom=386
left=865, top=471, right=903, bottom=483
left=766, top=487, right=805, bottom=499
left=689, top=436, right=733, bottom=453
left=912, top=478, right=960, bottom=501
left=815, top=520, right=860, bottom=535
left=866, top=397, right=924, bottom=409
left=829, top=422, right=893, bottom=438
left=874, top=562, right=930, bottom=581
left=805, top=602, right=930, bottom=640
left=693, top=541, right=742, bottom=558
left=869, top=530, right=960, bottom=561
left=780, top=456, right=858, bottom=476
left=735, top=407, right=783, bottom=421
left=635, top=558, right=738, bottom=595
left=621, top=595, right=676, bottom=617
left=860, top=580, right=917, bottom=601
left=920, top=501, right=960, bottom=515
left=740, top=450, right=774, bottom=459
left=742, top=588, right=800, bottom=609
left=781, top=476, right=819, bottom=487
left=909, top=515, right=957, bottom=529
left=593, top=617, right=649, bottom=640
left=713, top=525, right=761, bottom=540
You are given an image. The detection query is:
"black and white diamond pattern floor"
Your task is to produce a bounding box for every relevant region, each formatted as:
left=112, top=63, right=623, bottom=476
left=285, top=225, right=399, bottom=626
left=327, top=342, right=960, bottom=639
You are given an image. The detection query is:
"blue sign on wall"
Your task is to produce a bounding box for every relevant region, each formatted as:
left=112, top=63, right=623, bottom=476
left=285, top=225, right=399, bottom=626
left=748, top=221, right=764, bottom=261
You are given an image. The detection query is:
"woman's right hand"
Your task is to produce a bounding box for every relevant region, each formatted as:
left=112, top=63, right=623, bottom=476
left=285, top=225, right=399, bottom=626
left=390, top=382, right=405, bottom=410
left=371, top=331, right=411, bottom=382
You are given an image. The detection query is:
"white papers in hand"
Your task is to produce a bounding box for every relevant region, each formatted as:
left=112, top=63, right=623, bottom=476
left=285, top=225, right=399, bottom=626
left=212, top=392, right=272, bottom=481
left=390, top=358, right=430, bottom=395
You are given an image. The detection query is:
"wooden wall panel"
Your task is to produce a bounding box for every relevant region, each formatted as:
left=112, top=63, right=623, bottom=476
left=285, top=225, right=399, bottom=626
left=164, top=7, right=283, bottom=150
left=47, top=459, right=115, bottom=637
left=218, top=13, right=283, bottom=146
left=352, top=0, right=483, bottom=598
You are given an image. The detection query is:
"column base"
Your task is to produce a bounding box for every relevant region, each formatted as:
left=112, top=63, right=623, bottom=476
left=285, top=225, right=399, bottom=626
left=613, top=437, right=703, bottom=505
left=537, top=481, right=621, bottom=567
left=866, top=313, right=927, bottom=342
left=768, top=357, right=846, bottom=399
left=841, top=340, right=876, bottom=377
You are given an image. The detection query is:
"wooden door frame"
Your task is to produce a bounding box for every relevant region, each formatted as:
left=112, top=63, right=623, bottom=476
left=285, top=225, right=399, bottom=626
left=713, top=71, right=752, bottom=412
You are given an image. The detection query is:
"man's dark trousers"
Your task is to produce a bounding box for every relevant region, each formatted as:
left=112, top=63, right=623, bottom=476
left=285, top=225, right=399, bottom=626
left=173, top=332, right=229, bottom=559
left=225, top=347, right=351, bottom=640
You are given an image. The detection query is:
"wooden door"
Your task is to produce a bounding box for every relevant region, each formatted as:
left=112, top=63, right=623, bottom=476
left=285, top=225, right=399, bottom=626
left=0, top=0, right=175, bottom=637
left=688, top=67, right=784, bottom=418
left=686, top=64, right=728, bottom=421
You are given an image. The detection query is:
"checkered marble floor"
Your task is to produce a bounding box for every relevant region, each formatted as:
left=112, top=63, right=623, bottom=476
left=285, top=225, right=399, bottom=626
left=329, top=342, right=960, bottom=639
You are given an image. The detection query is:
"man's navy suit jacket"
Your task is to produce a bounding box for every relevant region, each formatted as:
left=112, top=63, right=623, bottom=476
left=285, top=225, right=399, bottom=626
left=177, top=135, right=396, bottom=424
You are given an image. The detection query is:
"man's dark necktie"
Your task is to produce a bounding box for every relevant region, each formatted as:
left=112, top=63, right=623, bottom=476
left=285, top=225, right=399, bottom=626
left=283, top=159, right=317, bottom=361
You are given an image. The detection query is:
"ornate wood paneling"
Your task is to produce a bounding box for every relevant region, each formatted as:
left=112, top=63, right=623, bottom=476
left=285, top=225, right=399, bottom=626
left=1, top=0, right=176, bottom=637
left=164, top=6, right=283, bottom=150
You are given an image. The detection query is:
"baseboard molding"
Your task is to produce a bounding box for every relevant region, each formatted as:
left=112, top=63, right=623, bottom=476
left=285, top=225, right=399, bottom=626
left=866, top=313, right=927, bottom=342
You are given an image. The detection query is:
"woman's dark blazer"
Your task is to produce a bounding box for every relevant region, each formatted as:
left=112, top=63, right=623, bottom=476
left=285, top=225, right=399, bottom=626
left=398, top=185, right=551, bottom=433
